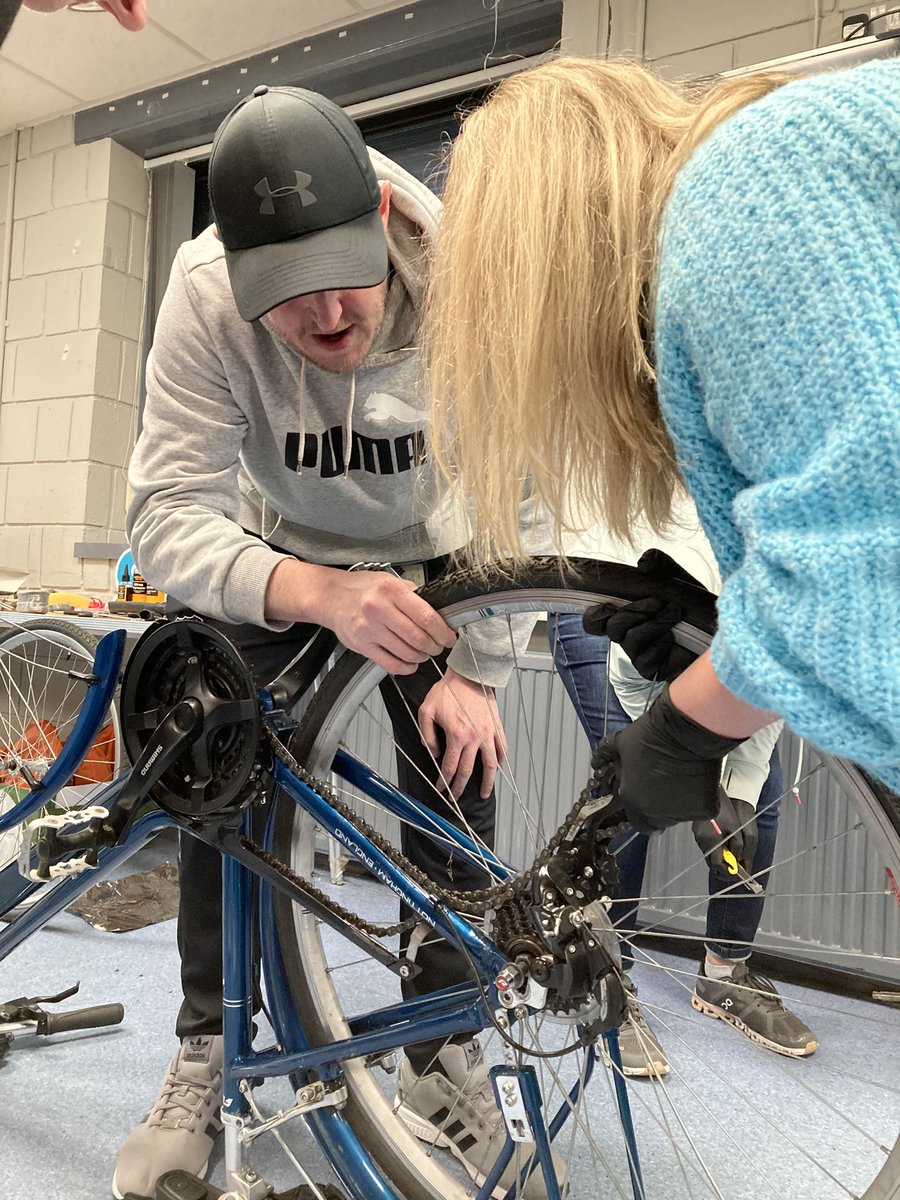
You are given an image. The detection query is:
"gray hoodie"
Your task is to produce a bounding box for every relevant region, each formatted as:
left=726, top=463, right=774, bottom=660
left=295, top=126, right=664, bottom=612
left=127, top=150, right=537, bottom=683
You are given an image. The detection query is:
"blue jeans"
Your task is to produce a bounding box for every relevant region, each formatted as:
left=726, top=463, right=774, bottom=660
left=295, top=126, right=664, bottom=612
left=547, top=612, right=782, bottom=963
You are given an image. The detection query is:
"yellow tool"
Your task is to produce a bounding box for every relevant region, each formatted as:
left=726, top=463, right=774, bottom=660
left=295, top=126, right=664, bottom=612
left=722, top=849, right=739, bottom=876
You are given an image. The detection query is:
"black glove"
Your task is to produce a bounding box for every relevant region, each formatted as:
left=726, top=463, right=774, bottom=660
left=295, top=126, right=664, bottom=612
left=692, top=791, right=758, bottom=877
left=582, top=550, right=709, bottom=682
left=592, top=685, right=745, bottom=834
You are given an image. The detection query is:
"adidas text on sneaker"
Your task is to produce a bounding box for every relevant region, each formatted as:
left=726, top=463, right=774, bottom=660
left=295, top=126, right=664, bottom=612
left=394, top=1040, right=564, bottom=1199
left=112, top=1033, right=224, bottom=1200
left=692, top=962, right=818, bottom=1057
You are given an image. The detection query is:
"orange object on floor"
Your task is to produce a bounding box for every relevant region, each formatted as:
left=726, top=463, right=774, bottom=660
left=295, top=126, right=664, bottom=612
left=0, top=718, right=116, bottom=787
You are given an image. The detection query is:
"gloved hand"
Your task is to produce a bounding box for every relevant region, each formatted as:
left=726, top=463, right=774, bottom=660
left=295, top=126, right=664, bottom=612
left=693, top=792, right=758, bottom=877
left=592, top=685, right=745, bottom=834
left=582, top=549, right=709, bottom=682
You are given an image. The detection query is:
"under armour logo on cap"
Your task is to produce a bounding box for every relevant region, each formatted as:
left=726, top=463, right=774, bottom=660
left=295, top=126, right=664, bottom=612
left=254, top=171, right=317, bottom=215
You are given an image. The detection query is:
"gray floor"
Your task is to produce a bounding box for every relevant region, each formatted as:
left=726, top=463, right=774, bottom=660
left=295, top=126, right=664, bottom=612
left=1, top=834, right=898, bottom=1200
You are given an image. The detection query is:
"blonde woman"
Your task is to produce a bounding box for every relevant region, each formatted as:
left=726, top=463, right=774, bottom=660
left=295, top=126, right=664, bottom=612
left=425, top=56, right=900, bottom=833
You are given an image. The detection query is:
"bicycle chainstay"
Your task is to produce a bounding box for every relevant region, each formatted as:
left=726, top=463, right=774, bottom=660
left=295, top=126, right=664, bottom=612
left=250, top=724, right=626, bottom=938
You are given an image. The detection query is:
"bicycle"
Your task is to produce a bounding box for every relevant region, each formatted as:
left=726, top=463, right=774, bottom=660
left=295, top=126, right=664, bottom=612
left=1, top=559, right=898, bottom=1200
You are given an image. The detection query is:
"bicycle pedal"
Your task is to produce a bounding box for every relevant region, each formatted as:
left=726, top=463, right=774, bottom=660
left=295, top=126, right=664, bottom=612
left=18, top=806, right=108, bottom=881
left=154, top=1170, right=224, bottom=1200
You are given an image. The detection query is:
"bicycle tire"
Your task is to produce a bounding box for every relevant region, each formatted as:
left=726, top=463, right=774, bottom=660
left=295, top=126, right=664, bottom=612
left=269, top=559, right=900, bottom=1200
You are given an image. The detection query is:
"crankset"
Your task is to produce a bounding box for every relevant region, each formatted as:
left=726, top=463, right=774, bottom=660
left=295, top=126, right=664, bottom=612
left=119, top=618, right=264, bottom=820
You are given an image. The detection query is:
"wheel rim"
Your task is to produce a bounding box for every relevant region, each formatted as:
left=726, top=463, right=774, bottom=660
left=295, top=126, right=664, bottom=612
left=273, top=578, right=900, bottom=1200
left=0, top=621, right=123, bottom=853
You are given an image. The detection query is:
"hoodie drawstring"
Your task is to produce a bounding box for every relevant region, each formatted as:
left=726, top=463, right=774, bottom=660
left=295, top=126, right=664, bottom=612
left=343, top=370, right=356, bottom=477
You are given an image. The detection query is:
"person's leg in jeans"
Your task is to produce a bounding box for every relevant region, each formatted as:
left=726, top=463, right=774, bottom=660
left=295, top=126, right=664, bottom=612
left=547, top=613, right=648, bottom=966
left=702, top=751, right=782, bottom=965
left=693, top=745, right=818, bottom=1055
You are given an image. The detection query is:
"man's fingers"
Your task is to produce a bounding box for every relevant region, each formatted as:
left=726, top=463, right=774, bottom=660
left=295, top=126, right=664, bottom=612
left=418, top=711, right=440, bottom=757
left=479, top=744, right=500, bottom=799
left=447, top=743, right=478, bottom=799
left=438, top=739, right=462, bottom=792
left=393, top=585, right=456, bottom=650
left=368, top=643, right=420, bottom=675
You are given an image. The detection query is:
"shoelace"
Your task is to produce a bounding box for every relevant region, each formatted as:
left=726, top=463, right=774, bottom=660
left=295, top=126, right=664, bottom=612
left=150, top=1069, right=219, bottom=1129
left=730, top=967, right=786, bottom=1013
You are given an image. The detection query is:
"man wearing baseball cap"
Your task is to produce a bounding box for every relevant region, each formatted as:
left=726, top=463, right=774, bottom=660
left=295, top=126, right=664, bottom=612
left=119, top=86, right=551, bottom=1199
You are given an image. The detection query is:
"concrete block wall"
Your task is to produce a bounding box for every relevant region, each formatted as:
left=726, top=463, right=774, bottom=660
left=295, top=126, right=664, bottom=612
left=0, top=115, right=148, bottom=597
left=562, top=0, right=880, bottom=73
left=645, top=0, right=871, bottom=77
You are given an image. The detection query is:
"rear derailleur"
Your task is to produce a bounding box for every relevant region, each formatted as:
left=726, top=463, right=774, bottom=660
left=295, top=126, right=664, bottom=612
left=494, top=803, right=629, bottom=1040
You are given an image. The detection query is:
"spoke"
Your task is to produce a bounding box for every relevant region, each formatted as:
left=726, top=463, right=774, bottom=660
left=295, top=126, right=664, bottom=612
left=241, top=1082, right=331, bottom=1200
left=616, top=943, right=884, bottom=1197
left=616, top=817, right=869, bottom=942
left=517, top=1019, right=633, bottom=1200
left=604, top=1035, right=730, bottom=1200
left=618, top=937, right=900, bottom=1028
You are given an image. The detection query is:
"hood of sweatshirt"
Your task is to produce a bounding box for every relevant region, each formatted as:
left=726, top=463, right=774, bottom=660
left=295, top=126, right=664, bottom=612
left=128, top=148, right=457, bottom=632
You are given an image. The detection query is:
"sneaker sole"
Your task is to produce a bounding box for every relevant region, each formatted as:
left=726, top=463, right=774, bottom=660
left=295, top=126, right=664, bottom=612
left=111, top=1155, right=211, bottom=1200
left=691, top=993, right=818, bottom=1058
left=601, top=1046, right=670, bottom=1078
left=395, top=1101, right=517, bottom=1200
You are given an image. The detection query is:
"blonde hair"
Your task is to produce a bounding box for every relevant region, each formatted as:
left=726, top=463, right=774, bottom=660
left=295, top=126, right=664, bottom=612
left=424, top=57, right=786, bottom=563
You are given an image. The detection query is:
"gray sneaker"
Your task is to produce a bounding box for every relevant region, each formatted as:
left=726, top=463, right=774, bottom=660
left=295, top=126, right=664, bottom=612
left=111, top=1033, right=224, bottom=1199
left=692, top=961, right=818, bottom=1057
left=607, top=977, right=669, bottom=1078
left=395, top=1040, right=563, bottom=1199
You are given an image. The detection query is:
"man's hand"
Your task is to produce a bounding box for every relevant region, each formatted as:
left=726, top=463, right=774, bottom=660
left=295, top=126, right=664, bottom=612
left=265, top=560, right=455, bottom=675
left=582, top=549, right=708, bottom=682
left=592, top=685, right=745, bottom=834
left=693, top=792, right=758, bottom=877
left=418, top=668, right=508, bottom=800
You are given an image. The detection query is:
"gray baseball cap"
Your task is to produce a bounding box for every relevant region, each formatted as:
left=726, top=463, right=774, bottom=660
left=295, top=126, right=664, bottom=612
left=208, top=85, right=388, bottom=321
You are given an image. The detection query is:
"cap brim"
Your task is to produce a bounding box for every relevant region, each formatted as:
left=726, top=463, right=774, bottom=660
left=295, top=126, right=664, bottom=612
left=224, top=208, right=389, bottom=322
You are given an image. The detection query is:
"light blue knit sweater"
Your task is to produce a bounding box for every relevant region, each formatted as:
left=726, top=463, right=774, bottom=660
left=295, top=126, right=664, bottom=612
left=654, top=59, right=900, bottom=790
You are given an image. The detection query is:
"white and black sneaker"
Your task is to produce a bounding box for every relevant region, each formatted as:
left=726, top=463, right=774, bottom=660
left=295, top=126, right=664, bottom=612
left=395, top=1040, right=563, bottom=1199
left=111, top=1033, right=224, bottom=1199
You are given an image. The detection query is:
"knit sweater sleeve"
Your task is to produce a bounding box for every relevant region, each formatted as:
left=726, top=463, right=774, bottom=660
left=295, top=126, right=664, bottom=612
left=654, top=61, right=900, bottom=790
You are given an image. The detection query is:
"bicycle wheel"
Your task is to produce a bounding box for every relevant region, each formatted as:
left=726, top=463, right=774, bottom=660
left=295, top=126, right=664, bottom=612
left=269, top=559, right=900, bottom=1200
left=0, top=619, right=123, bottom=868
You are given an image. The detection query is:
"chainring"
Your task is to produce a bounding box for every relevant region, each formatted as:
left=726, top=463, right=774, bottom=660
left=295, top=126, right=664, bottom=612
left=119, top=618, right=263, bottom=819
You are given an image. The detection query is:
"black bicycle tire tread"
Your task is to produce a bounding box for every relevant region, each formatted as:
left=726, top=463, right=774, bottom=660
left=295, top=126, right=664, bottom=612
left=0, top=618, right=99, bottom=654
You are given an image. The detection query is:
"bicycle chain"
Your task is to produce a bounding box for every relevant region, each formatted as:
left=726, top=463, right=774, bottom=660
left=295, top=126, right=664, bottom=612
left=256, top=724, right=623, bottom=934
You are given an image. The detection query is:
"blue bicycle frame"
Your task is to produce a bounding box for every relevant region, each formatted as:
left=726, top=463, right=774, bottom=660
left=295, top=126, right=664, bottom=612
left=0, top=628, right=641, bottom=1200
